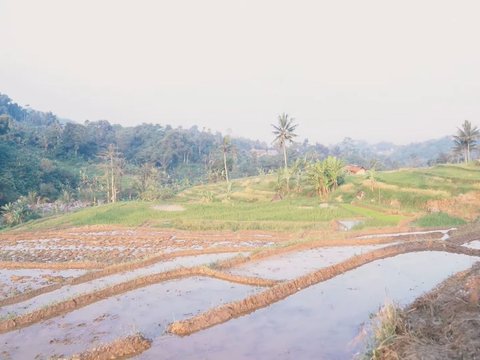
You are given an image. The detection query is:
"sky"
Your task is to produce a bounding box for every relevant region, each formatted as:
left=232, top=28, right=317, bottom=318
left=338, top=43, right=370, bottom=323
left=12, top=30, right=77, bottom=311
left=1, top=0, right=479, bottom=145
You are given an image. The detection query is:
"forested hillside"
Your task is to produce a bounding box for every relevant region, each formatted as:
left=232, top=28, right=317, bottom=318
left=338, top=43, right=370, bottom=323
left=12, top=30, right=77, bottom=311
left=0, top=93, right=457, bottom=207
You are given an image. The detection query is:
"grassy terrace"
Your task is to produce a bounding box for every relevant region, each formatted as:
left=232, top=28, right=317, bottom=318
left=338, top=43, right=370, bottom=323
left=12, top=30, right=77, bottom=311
left=13, top=164, right=479, bottom=232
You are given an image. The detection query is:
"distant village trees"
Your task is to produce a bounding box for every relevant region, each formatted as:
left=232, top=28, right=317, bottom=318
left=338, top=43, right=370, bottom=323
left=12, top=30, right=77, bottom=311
left=2, top=91, right=478, bottom=214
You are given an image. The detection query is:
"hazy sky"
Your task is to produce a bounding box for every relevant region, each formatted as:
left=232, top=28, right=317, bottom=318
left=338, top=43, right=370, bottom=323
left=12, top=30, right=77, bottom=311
left=1, top=0, right=479, bottom=145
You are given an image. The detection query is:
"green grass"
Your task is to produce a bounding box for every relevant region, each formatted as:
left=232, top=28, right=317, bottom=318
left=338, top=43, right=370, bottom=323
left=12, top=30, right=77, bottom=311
left=377, top=165, right=480, bottom=196
left=13, top=164, right=479, bottom=232
left=414, top=212, right=467, bottom=228
left=340, top=204, right=404, bottom=227
left=21, top=200, right=356, bottom=231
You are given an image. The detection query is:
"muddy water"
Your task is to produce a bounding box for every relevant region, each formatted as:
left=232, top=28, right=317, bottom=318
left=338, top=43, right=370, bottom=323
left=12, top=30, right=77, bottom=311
left=337, top=220, right=363, bottom=231
left=0, top=252, right=245, bottom=318
left=228, top=245, right=389, bottom=280
left=139, top=252, right=479, bottom=360
left=464, top=240, right=480, bottom=250
left=0, top=277, right=261, bottom=359
left=0, top=269, right=87, bottom=300
left=357, top=228, right=456, bottom=240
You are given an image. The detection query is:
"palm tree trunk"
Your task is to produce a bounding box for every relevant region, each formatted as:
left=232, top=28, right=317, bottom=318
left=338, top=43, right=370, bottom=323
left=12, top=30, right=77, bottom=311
left=283, top=144, right=288, bottom=169
left=223, top=150, right=229, bottom=183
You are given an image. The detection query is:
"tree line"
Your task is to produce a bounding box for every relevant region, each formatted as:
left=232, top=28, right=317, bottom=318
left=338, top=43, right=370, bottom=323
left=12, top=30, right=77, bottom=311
left=0, top=92, right=477, bottom=223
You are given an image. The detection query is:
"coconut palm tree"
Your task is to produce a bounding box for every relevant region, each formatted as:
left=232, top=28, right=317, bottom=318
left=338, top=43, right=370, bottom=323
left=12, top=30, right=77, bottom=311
left=453, top=120, right=479, bottom=163
left=272, top=113, right=298, bottom=169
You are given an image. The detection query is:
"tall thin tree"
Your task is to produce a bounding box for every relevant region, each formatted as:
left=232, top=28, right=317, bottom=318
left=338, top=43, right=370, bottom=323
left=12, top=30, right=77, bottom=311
left=453, top=120, right=479, bottom=163
left=221, top=135, right=232, bottom=183
left=272, top=113, right=298, bottom=169
left=99, top=144, right=124, bottom=203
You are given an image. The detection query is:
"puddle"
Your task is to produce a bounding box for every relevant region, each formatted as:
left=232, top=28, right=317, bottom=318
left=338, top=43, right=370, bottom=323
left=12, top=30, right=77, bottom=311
left=0, top=269, right=88, bottom=301
left=337, top=220, right=363, bottom=231
left=357, top=228, right=456, bottom=240
left=0, top=252, right=245, bottom=318
left=0, top=277, right=261, bottom=359
left=140, top=251, right=479, bottom=359
left=228, top=245, right=389, bottom=280
left=463, top=240, right=480, bottom=250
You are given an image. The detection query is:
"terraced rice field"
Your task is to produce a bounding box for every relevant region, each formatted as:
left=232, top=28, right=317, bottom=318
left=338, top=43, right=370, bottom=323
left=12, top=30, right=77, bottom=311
left=0, top=225, right=478, bottom=359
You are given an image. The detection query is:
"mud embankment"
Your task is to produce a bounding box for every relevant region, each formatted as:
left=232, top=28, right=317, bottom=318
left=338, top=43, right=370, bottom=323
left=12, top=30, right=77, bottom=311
left=213, top=232, right=447, bottom=270
left=0, top=228, right=450, bottom=309
left=448, top=223, right=480, bottom=245
left=0, top=261, right=103, bottom=270
left=70, top=333, right=152, bottom=360
left=0, top=266, right=275, bottom=333
left=0, top=230, right=414, bottom=308
left=168, top=242, right=480, bottom=336
left=0, top=248, right=251, bottom=308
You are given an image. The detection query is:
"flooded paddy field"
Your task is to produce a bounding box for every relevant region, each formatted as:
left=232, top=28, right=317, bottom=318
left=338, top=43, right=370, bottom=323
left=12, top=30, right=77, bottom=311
left=0, top=252, right=246, bottom=318
left=0, top=277, right=261, bottom=359
left=0, top=227, right=283, bottom=265
left=145, top=252, right=478, bottom=360
left=0, top=225, right=478, bottom=359
left=227, top=244, right=390, bottom=280
left=0, top=268, right=87, bottom=301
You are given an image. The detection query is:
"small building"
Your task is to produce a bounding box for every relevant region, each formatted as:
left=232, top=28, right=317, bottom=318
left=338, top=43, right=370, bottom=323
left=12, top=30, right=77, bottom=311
left=345, top=164, right=367, bottom=175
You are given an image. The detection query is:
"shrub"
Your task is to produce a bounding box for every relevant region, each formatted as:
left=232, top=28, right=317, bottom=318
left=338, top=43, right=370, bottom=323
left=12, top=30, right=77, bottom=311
left=1, top=197, right=39, bottom=227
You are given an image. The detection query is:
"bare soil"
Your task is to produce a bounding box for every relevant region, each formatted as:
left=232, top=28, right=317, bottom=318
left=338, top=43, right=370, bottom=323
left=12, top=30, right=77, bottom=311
left=70, top=333, right=152, bottom=360
left=0, top=226, right=289, bottom=265
left=426, top=192, right=480, bottom=221
left=382, top=263, right=480, bottom=360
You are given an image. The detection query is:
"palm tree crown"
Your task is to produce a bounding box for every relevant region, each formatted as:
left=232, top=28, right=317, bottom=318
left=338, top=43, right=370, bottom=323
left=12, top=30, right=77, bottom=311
left=272, top=113, right=298, bottom=168
left=453, top=120, right=479, bottom=163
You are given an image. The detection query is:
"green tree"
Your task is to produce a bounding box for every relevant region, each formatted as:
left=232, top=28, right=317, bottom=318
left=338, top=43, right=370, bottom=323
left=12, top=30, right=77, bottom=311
left=134, top=163, right=164, bottom=201
left=323, top=156, right=345, bottom=191
left=272, top=113, right=298, bottom=170
left=1, top=197, right=37, bottom=227
left=307, top=157, right=345, bottom=199
left=99, top=144, right=124, bottom=203
left=291, top=158, right=307, bottom=193
left=453, top=120, right=479, bottom=163
left=0, top=114, right=10, bottom=136
left=222, top=136, right=232, bottom=183
left=307, top=161, right=328, bottom=199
